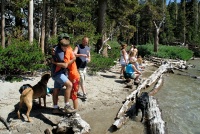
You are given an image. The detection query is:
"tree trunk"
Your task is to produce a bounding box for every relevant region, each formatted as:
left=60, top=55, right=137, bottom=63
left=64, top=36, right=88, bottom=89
left=154, top=28, right=159, bottom=52
left=1, top=0, right=5, bottom=48
left=45, top=1, right=50, bottom=54
left=52, top=0, right=58, bottom=36
left=96, top=0, right=107, bottom=54
left=40, top=0, right=46, bottom=53
left=28, top=0, right=34, bottom=44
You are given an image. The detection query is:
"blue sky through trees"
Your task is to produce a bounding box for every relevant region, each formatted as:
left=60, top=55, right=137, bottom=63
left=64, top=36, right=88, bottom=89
left=166, top=0, right=181, bottom=4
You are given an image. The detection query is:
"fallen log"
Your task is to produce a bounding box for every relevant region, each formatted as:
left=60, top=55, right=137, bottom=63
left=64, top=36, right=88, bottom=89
left=112, top=115, right=129, bottom=129
left=147, top=96, right=165, bottom=134
left=149, top=75, right=164, bottom=96
left=113, top=63, right=171, bottom=129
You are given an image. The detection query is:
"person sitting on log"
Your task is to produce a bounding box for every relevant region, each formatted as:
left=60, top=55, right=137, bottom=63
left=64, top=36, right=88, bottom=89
left=129, top=51, right=144, bottom=71
left=137, top=55, right=145, bottom=69
left=123, top=57, right=141, bottom=83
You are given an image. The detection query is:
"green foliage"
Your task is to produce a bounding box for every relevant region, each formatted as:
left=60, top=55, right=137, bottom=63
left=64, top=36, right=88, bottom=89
left=0, top=39, right=46, bottom=75
left=137, top=44, right=193, bottom=60
left=87, top=40, right=120, bottom=73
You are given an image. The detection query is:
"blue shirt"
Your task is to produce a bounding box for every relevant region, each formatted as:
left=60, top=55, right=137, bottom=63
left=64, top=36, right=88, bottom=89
left=125, top=63, right=134, bottom=74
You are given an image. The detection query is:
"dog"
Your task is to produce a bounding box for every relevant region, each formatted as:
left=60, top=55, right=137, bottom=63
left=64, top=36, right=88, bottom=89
left=17, top=73, right=51, bottom=122
left=135, top=92, right=149, bottom=122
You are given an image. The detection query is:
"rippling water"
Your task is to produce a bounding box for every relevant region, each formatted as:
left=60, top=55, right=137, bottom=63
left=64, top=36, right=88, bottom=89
left=155, top=59, right=200, bottom=134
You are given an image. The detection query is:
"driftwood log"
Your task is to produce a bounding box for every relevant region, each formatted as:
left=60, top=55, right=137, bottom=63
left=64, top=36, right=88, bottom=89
left=113, top=58, right=195, bottom=131
left=45, top=113, right=91, bottom=134
left=147, top=96, right=165, bottom=134
left=113, top=63, right=171, bottom=128
left=149, top=75, right=164, bottom=96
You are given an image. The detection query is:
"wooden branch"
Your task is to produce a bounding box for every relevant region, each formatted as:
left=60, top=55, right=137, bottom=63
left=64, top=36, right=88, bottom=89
left=112, top=115, right=129, bottom=129
left=149, top=75, right=163, bottom=96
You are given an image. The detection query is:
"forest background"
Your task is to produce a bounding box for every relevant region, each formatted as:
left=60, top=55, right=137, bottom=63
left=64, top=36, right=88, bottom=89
left=0, top=0, right=199, bottom=78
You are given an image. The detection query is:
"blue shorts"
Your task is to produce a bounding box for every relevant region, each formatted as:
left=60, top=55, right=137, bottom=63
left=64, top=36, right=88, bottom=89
left=52, top=73, right=69, bottom=89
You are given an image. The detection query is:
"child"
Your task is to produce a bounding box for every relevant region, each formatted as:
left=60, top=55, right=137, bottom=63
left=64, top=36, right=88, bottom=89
left=129, top=50, right=144, bottom=71
left=124, top=57, right=141, bottom=83
left=60, top=39, right=80, bottom=110
left=52, top=38, right=80, bottom=112
left=119, top=44, right=129, bottom=78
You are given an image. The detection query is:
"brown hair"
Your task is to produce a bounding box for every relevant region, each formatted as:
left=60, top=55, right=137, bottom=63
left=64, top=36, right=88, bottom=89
left=121, top=44, right=127, bottom=50
left=60, top=39, right=70, bottom=46
left=137, top=56, right=143, bottom=65
left=129, top=50, right=136, bottom=58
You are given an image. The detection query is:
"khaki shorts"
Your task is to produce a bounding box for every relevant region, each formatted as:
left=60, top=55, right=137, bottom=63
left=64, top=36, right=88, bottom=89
left=78, top=68, right=87, bottom=86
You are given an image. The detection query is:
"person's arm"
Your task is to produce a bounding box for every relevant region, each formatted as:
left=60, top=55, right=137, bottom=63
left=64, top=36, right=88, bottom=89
left=65, top=50, right=76, bottom=65
left=73, top=46, right=87, bottom=57
left=132, top=64, right=141, bottom=74
left=51, top=59, right=69, bottom=68
left=87, top=52, right=91, bottom=62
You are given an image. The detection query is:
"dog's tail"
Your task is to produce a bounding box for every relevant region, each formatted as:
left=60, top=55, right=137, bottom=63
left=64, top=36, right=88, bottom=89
left=21, top=88, right=32, bottom=98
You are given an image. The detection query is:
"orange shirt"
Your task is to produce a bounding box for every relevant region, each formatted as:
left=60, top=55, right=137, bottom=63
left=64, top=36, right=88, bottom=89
left=64, top=46, right=80, bottom=81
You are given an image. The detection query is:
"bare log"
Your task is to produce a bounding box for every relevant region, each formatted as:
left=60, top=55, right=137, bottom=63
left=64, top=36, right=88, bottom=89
left=149, top=75, right=163, bottom=96
left=112, top=115, right=129, bottom=129
left=147, top=96, right=165, bottom=134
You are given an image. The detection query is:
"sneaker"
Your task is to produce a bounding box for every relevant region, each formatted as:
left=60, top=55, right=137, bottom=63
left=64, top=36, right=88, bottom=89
left=52, top=108, right=62, bottom=114
left=64, top=105, right=77, bottom=114
left=82, top=94, right=87, bottom=99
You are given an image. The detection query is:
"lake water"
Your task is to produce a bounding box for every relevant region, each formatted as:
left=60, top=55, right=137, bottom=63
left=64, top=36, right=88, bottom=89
left=154, top=59, right=200, bottom=134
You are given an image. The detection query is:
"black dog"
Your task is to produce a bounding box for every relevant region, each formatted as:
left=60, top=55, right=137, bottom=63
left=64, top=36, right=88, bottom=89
left=19, top=84, right=32, bottom=94
left=135, top=92, right=149, bottom=122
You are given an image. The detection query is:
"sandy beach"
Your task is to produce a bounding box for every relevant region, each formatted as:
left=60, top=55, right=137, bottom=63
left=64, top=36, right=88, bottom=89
left=0, top=61, right=155, bottom=134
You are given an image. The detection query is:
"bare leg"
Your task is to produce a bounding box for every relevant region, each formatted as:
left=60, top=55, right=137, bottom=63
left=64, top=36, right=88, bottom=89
left=120, top=66, right=125, bottom=76
left=134, top=73, right=140, bottom=81
left=53, top=88, right=60, bottom=106
left=73, top=99, right=78, bottom=110
left=79, top=69, right=87, bottom=94
left=63, top=80, right=72, bottom=103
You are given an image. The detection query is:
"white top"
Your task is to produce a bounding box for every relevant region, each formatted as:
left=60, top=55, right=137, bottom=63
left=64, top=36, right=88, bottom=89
left=119, top=50, right=128, bottom=65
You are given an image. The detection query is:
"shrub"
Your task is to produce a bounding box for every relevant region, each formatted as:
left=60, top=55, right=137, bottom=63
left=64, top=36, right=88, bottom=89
left=0, top=39, right=46, bottom=75
left=138, top=44, right=193, bottom=60
left=87, top=40, right=120, bottom=73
